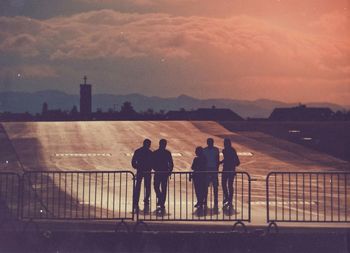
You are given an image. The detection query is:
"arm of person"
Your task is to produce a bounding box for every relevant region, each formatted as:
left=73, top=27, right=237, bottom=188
left=168, top=151, right=174, bottom=176
left=131, top=150, right=138, bottom=169
left=191, top=158, right=196, bottom=171
left=168, top=152, right=174, bottom=172
left=215, top=148, right=220, bottom=170
left=233, top=149, right=240, bottom=167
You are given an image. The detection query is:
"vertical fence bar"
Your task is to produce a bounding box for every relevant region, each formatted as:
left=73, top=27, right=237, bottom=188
left=337, top=174, right=340, bottom=222
left=235, top=172, right=238, bottom=220
left=180, top=173, right=182, bottom=220
left=274, top=173, right=277, bottom=220
left=119, top=173, right=122, bottom=218
left=76, top=173, right=79, bottom=218
left=323, top=174, right=326, bottom=222
left=282, top=173, right=284, bottom=220
left=302, top=173, right=305, bottom=221
left=107, top=173, right=109, bottom=219
left=331, top=174, right=333, bottom=222
left=248, top=173, right=251, bottom=222
left=316, top=174, right=319, bottom=221
left=64, top=173, right=67, bottom=218
left=58, top=173, right=61, bottom=218
left=125, top=172, right=128, bottom=218
left=345, top=174, right=348, bottom=222
left=82, top=173, right=85, bottom=219
left=113, top=172, right=116, bottom=219
left=288, top=173, right=291, bottom=221
left=296, top=173, right=298, bottom=221
left=101, top=173, right=103, bottom=219
left=309, top=173, right=312, bottom=221
left=70, top=173, right=73, bottom=218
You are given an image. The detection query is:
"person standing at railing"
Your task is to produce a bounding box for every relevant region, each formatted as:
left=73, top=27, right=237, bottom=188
left=153, top=139, right=174, bottom=215
left=220, top=138, right=240, bottom=210
left=131, top=139, right=153, bottom=213
left=190, top=146, right=207, bottom=210
left=203, top=138, right=220, bottom=211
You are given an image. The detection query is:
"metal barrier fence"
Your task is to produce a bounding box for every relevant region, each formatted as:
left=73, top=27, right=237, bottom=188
left=0, top=173, right=21, bottom=222
left=266, top=172, right=350, bottom=226
left=135, top=171, right=251, bottom=226
left=21, top=171, right=135, bottom=221
left=5, top=170, right=350, bottom=230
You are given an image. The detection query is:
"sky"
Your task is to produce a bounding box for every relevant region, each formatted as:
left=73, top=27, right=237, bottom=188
left=0, top=0, right=349, bottom=105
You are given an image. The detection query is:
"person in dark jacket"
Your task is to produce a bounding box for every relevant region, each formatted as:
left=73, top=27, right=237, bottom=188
left=220, top=138, right=240, bottom=209
left=131, top=139, right=153, bottom=213
left=153, top=139, right=173, bottom=214
left=203, top=138, right=220, bottom=210
left=191, top=146, right=207, bottom=209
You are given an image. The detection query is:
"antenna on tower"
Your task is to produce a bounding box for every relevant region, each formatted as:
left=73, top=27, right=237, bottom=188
left=83, top=75, right=87, bottom=85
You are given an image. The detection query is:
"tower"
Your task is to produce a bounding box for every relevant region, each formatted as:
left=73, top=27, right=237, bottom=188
left=80, top=75, right=92, bottom=119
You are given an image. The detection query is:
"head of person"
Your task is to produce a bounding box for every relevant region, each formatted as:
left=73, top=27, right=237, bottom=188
left=207, top=138, right=214, bottom=148
left=143, top=139, right=151, bottom=149
left=159, top=139, right=167, bottom=150
left=195, top=146, right=203, bottom=156
left=224, top=138, right=232, bottom=149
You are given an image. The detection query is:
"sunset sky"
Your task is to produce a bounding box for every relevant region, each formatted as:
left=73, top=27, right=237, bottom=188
left=0, top=0, right=349, bottom=105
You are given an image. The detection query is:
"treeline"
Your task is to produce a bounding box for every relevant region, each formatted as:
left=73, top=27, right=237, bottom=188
left=0, top=101, right=166, bottom=121
left=1, top=101, right=350, bottom=122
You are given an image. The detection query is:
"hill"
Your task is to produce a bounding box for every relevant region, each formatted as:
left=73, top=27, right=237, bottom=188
left=0, top=90, right=346, bottom=118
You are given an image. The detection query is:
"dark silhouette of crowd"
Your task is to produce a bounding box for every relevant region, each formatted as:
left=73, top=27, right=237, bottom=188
left=131, top=137, right=240, bottom=215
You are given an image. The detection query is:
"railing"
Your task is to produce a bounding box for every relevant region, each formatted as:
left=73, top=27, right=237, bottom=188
left=21, top=171, right=135, bottom=221
left=135, top=171, right=251, bottom=227
left=0, top=173, right=21, bottom=222
left=4, top=170, right=349, bottom=232
left=266, top=172, right=350, bottom=228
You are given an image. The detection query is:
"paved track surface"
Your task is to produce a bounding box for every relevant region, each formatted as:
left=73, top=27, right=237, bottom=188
left=1, top=121, right=349, bottom=226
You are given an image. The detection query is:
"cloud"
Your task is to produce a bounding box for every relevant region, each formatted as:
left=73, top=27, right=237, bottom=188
left=0, top=65, right=58, bottom=79
left=0, top=9, right=349, bottom=103
left=308, top=11, right=350, bottom=36
left=74, top=0, right=156, bottom=7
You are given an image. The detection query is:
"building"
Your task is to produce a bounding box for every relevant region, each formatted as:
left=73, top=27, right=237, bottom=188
left=269, top=104, right=334, bottom=121
left=80, top=76, right=92, bottom=119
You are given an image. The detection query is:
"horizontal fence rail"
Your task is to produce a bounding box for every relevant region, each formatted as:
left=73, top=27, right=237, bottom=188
left=21, top=171, right=135, bottom=221
left=136, top=171, right=251, bottom=222
left=0, top=173, right=21, bottom=221
left=266, top=172, right=350, bottom=223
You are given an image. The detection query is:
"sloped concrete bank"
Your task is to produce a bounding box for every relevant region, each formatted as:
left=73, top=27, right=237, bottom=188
left=0, top=229, right=348, bottom=253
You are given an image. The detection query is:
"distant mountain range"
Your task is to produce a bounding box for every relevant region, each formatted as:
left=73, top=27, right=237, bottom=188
left=0, top=90, right=347, bottom=118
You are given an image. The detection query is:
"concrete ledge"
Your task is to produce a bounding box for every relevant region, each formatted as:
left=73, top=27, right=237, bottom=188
left=0, top=228, right=348, bottom=253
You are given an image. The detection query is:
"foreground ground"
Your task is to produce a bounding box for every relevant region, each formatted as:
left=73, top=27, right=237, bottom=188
left=0, top=228, right=349, bottom=253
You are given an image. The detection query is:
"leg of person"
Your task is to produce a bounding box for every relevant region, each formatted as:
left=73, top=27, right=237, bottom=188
left=199, top=174, right=207, bottom=207
left=133, top=172, right=143, bottom=210
left=228, top=172, right=235, bottom=206
left=203, top=174, right=211, bottom=207
left=222, top=172, right=229, bottom=205
left=160, top=176, right=168, bottom=209
left=143, top=172, right=152, bottom=211
left=213, top=174, right=219, bottom=209
left=193, top=174, right=201, bottom=207
left=153, top=173, right=161, bottom=207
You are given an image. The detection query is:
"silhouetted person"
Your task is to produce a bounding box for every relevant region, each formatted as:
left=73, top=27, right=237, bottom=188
left=191, top=147, right=207, bottom=209
left=153, top=139, right=173, bottom=214
left=220, top=138, right=240, bottom=209
left=132, top=139, right=153, bottom=212
left=203, top=138, right=220, bottom=210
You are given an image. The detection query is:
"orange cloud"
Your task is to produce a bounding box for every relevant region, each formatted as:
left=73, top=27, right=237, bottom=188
left=0, top=10, right=349, bottom=104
